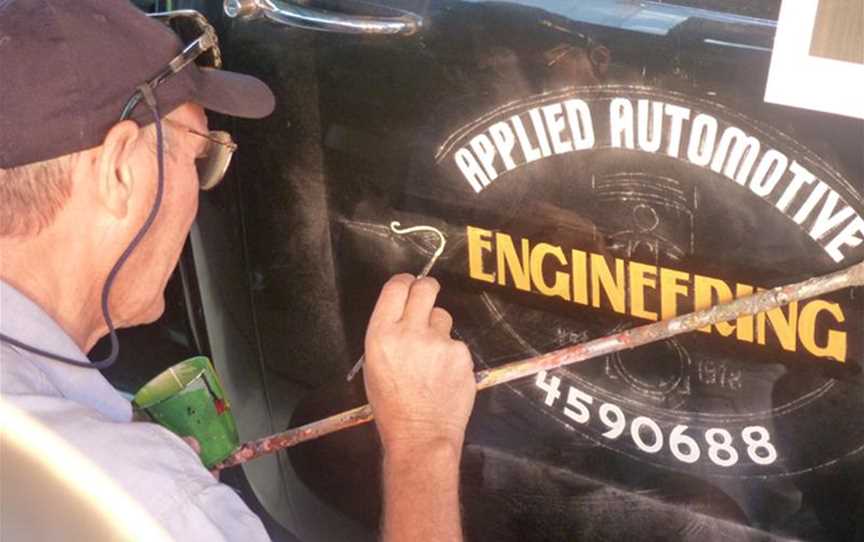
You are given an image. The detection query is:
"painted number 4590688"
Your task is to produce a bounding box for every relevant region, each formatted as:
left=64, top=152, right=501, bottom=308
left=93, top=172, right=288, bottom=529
left=535, top=371, right=778, bottom=468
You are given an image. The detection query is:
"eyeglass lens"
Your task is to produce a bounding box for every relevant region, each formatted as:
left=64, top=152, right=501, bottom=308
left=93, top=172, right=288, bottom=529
left=197, top=131, right=234, bottom=190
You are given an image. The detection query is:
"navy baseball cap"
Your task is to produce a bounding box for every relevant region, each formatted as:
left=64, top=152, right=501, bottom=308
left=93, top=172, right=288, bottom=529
left=0, top=0, right=275, bottom=168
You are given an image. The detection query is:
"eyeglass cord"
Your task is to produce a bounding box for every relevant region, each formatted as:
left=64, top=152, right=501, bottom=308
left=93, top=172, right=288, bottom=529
left=0, top=86, right=166, bottom=370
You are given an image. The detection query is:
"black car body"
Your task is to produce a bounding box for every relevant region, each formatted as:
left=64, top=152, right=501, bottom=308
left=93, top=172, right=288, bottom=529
left=111, top=1, right=864, bottom=540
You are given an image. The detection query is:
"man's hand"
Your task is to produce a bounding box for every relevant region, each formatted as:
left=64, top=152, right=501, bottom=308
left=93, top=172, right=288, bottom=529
left=364, top=274, right=476, bottom=455
left=364, top=274, right=476, bottom=541
left=181, top=437, right=220, bottom=480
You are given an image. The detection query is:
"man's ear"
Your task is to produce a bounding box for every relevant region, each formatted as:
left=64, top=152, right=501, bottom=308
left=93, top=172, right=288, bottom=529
left=96, top=120, right=141, bottom=219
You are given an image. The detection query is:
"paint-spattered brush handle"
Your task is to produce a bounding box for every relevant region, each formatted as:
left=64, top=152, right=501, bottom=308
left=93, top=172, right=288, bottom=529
left=218, top=403, right=374, bottom=470
left=216, top=260, right=864, bottom=471
left=472, top=260, right=864, bottom=391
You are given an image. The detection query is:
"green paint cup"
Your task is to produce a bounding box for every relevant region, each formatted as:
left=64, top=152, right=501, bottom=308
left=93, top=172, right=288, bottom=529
left=133, top=356, right=239, bottom=468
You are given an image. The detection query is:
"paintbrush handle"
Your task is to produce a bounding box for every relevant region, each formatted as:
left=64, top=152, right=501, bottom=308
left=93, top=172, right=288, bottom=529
left=474, top=260, right=864, bottom=390
left=218, top=404, right=374, bottom=469
left=216, top=260, right=864, bottom=470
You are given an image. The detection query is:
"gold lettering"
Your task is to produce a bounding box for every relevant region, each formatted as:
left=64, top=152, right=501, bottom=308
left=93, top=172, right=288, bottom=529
left=659, top=267, right=690, bottom=320
left=467, top=226, right=495, bottom=283
left=572, top=249, right=589, bottom=305
left=496, top=232, right=531, bottom=291
left=694, top=274, right=736, bottom=336
left=798, top=300, right=847, bottom=362
left=530, top=243, right=571, bottom=301
left=757, top=300, right=798, bottom=353
left=464, top=224, right=850, bottom=363
left=629, top=262, right=658, bottom=321
left=591, top=254, right=626, bottom=314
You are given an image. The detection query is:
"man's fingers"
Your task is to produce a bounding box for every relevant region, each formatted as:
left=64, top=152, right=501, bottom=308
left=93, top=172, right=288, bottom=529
left=182, top=436, right=201, bottom=454
left=429, top=307, right=453, bottom=334
left=402, top=277, right=440, bottom=326
left=450, top=341, right=474, bottom=371
left=185, top=438, right=221, bottom=478
left=369, top=274, right=414, bottom=327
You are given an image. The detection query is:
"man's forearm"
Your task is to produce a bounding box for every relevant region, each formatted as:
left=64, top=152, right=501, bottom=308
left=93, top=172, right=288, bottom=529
left=364, top=275, right=476, bottom=541
left=381, top=439, right=464, bottom=542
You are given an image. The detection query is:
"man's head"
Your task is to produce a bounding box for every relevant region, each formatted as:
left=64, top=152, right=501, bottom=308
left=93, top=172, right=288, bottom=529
left=0, top=1, right=274, bottom=353
left=2, top=102, right=206, bottom=325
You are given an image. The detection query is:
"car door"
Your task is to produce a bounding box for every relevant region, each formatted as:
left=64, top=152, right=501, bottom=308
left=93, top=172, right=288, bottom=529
left=118, top=1, right=864, bottom=540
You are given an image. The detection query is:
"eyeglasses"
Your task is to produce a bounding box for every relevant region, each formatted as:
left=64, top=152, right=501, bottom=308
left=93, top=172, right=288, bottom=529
left=120, top=10, right=236, bottom=190
left=187, top=128, right=238, bottom=191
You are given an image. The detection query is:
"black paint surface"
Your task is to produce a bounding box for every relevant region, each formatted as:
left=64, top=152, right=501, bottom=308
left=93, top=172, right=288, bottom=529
left=109, top=1, right=864, bottom=540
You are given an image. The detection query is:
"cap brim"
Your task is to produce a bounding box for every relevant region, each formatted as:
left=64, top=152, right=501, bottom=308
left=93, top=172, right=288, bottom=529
left=193, top=67, right=275, bottom=119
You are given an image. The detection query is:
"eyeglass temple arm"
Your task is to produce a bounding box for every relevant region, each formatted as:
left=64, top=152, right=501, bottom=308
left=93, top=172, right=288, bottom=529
left=148, top=10, right=223, bottom=69
left=119, top=30, right=218, bottom=121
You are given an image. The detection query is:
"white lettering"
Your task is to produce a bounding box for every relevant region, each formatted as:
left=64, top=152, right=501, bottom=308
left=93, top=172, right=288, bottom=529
left=528, top=108, right=552, bottom=157
left=469, top=134, right=499, bottom=183
left=710, top=126, right=760, bottom=185
left=542, top=103, right=573, bottom=155
left=809, top=191, right=855, bottom=240
left=610, top=98, right=635, bottom=149
left=455, top=98, right=857, bottom=263
left=793, top=181, right=830, bottom=224
left=637, top=99, right=663, bottom=153
left=564, top=99, right=595, bottom=150
left=776, top=161, right=816, bottom=212
left=687, top=113, right=719, bottom=167
left=664, top=104, right=691, bottom=158
left=824, top=217, right=864, bottom=262
left=749, top=149, right=788, bottom=197
left=511, top=115, right=542, bottom=163
left=488, top=121, right=517, bottom=171
left=454, top=148, right=489, bottom=193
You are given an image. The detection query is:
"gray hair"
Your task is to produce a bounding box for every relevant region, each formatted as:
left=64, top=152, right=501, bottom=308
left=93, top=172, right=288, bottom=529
left=0, top=124, right=164, bottom=237
left=0, top=155, right=75, bottom=237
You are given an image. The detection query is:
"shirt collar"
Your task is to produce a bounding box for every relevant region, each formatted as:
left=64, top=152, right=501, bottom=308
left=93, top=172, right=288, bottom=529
left=0, top=280, right=132, bottom=422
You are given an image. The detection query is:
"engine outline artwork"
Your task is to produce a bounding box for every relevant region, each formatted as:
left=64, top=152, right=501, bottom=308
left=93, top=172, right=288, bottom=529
left=430, top=85, right=864, bottom=478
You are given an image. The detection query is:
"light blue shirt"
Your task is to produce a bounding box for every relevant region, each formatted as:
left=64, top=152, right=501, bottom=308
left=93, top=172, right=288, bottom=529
left=0, top=280, right=271, bottom=541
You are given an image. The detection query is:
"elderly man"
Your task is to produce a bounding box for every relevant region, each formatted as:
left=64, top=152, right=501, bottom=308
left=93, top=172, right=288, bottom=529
left=0, top=1, right=476, bottom=540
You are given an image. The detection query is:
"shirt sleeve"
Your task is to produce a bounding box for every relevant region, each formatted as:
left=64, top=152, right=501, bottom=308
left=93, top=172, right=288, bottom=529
left=4, top=393, right=272, bottom=542
left=156, top=481, right=271, bottom=542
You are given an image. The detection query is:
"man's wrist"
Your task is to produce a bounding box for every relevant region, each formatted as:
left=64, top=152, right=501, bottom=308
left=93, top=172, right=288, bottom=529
left=380, top=437, right=466, bottom=542
left=383, top=436, right=463, bottom=470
